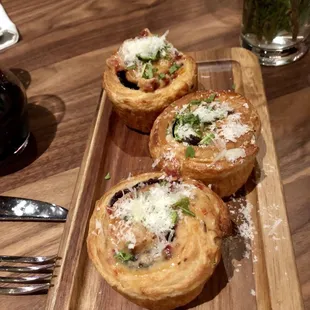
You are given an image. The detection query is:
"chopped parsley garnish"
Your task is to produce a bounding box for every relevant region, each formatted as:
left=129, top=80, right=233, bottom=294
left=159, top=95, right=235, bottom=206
left=171, top=211, right=178, bottom=224
left=173, top=113, right=201, bottom=143
left=142, top=63, right=154, bottom=79
left=185, top=146, right=195, bottom=158
left=126, top=64, right=136, bottom=70
left=169, top=63, right=181, bottom=74
left=137, top=52, right=159, bottom=62
left=200, top=133, right=215, bottom=145
left=189, top=94, right=216, bottom=105
left=114, top=251, right=134, bottom=263
left=159, top=179, right=168, bottom=186
left=105, top=172, right=111, bottom=180
left=158, top=73, right=166, bottom=79
left=205, top=93, right=216, bottom=103
left=189, top=99, right=202, bottom=105
left=176, top=112, right=200, bottom=127
left=231, top=83, right=236, bottom=90
left=173, top=197, right=195, bottom=217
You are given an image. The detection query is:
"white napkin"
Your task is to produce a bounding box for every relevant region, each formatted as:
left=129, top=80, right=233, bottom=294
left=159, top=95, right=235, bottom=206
left=0, top=4, right=19, bottom=51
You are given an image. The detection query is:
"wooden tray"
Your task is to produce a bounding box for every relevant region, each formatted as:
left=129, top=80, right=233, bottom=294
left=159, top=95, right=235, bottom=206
left=45, top=48, right=304, bottom=310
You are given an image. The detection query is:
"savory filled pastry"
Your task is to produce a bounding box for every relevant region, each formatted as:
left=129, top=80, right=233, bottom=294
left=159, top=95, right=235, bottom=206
left=87, top=172, right=231, bottom=310
left=149, top=91, right=261, bottom=197
left=103, top=28, right=197, bottom=133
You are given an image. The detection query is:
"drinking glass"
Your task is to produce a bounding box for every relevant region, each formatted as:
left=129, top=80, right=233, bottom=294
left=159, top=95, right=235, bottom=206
left=241, top=0, right=310, bottom=66
left=0, top=68, right=29, bottom=163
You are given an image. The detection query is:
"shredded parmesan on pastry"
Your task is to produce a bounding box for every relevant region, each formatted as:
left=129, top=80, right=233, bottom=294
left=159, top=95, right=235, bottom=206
left=118, top=31, right=169, bottom=67
left=219, top=114, right=250, bottom=142
left=110, top=181, right=194, bottom=253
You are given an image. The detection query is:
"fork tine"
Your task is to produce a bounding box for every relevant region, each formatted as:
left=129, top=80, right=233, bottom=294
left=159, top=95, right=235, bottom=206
left=0, top=264, right=55, bottom=273
left=0, top=274, right=52, bottom=283
left=0, top=255, right=57, bottom=264
left=0, top=284, right=50, bottom=295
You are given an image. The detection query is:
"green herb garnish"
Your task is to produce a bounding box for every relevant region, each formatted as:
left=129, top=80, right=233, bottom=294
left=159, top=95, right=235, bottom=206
left=142, top=63, right=154, bottom=79
left=231, top=83, right=236, bottom=90
left=137, top=52, right=159, bottom=62
left=171, top=211, right=178, bottom=224
left=176, top=113, right=200, bottom=127
left=173, top=197, right=195, bottom=217
left=169, top=63, right=181, bottom=74
left=205, top=93, right=216, bottom=103
left=185, top=146, right=195, bottom=158
left=189, top=99, right=202, bottom=105
left=114, top=251, right=134, bottom=263
left=200, top=133, right=215, bottom=145
left=159, top=180, right=168, bottom=186
left=105, top=172, right=111, bottom=180
left=158, top=73, right=166, bottom=79
left=126, top=64, right=136, bottom=70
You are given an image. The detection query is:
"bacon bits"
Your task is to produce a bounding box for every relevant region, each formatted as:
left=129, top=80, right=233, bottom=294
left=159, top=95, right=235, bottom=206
left=163, top=245, right=172, bottom=259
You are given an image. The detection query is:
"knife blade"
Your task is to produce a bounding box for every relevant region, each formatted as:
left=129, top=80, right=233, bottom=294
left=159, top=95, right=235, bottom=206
left=0, top=196, right=68, bottom=222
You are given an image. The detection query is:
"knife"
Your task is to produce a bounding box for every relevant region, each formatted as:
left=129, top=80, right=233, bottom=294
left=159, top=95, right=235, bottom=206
left=0, top=196, right=68, bottom=222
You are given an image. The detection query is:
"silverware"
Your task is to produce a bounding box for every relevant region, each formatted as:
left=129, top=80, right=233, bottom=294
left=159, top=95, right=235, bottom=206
left=0, top=255, right=58, bottom=295
left=0, top=196, right=68, bottom=222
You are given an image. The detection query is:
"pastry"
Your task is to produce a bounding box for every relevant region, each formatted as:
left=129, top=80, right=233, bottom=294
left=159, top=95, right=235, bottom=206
left=87, top=172, right=231, bottom=310
left=149, top=91, right=261, bottom=197
left=103, top=28, right=197, bottom=133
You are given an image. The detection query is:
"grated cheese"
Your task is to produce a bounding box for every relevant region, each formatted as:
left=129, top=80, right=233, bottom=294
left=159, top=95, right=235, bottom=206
left=224, top=148, right=246, bottom=162
left=193, top=102, right=231, bottom=123
left=212, top=147, right=246, bottom=163
left=220, top=114, right=250, bottom=142
left=110, top=182, right=194, bottom=251
left=268, top=219, right=282, bottom=236
left=175, top=123, right=198, bottom=140
left=118, top=31, right=169, bottom=67
left=151, top=158, right=160, bottom=168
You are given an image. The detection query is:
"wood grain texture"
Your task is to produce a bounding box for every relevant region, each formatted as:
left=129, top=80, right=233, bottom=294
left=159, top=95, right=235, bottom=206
left=0, top=0, right=309, bottom=309
left=44, top=48, right=303, bottom=310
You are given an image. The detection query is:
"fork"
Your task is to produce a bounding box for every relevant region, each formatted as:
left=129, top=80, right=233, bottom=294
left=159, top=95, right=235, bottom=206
left=0, top=255, right=58, bottom=295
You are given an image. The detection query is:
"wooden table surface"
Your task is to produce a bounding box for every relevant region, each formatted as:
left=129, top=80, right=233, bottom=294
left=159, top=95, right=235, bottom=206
left=0, top=1, right=309, bottom=309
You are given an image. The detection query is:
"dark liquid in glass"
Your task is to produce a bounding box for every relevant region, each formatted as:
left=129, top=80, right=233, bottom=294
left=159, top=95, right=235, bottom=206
left=0, top=69, right=29, bottom=162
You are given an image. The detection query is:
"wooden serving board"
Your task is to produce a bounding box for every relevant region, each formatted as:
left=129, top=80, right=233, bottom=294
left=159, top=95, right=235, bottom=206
left=45, top=48, right=304, bottom=310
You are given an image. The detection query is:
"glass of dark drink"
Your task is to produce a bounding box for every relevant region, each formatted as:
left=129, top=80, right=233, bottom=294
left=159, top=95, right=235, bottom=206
left=0, top=68, right=29, bottom=163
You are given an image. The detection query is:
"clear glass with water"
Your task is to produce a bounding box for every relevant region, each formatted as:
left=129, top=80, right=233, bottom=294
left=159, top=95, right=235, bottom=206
left=241, top=0, right=310, bottom=66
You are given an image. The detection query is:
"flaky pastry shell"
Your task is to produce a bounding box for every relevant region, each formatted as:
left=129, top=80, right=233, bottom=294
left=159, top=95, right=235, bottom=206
left=103, top=37, right=197, bottom=133
left=87, top=172, right=231, bottom=310
left=149, top=91, right=261, bottom=197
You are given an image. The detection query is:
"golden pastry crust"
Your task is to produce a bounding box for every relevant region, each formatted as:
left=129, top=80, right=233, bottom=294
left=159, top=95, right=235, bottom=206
left=103, top=30, right=197, bottom=133
left=87, top=172, right=231, bottom=310
left=149, top=91, right=261, bottom=197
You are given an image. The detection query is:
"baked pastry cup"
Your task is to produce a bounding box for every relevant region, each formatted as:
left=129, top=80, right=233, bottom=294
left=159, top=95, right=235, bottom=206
left=87, top=172, right=231, bottom=310
left=103, top=28, right=197, bottom=133
left=149, top=91, right=261, bottom=197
